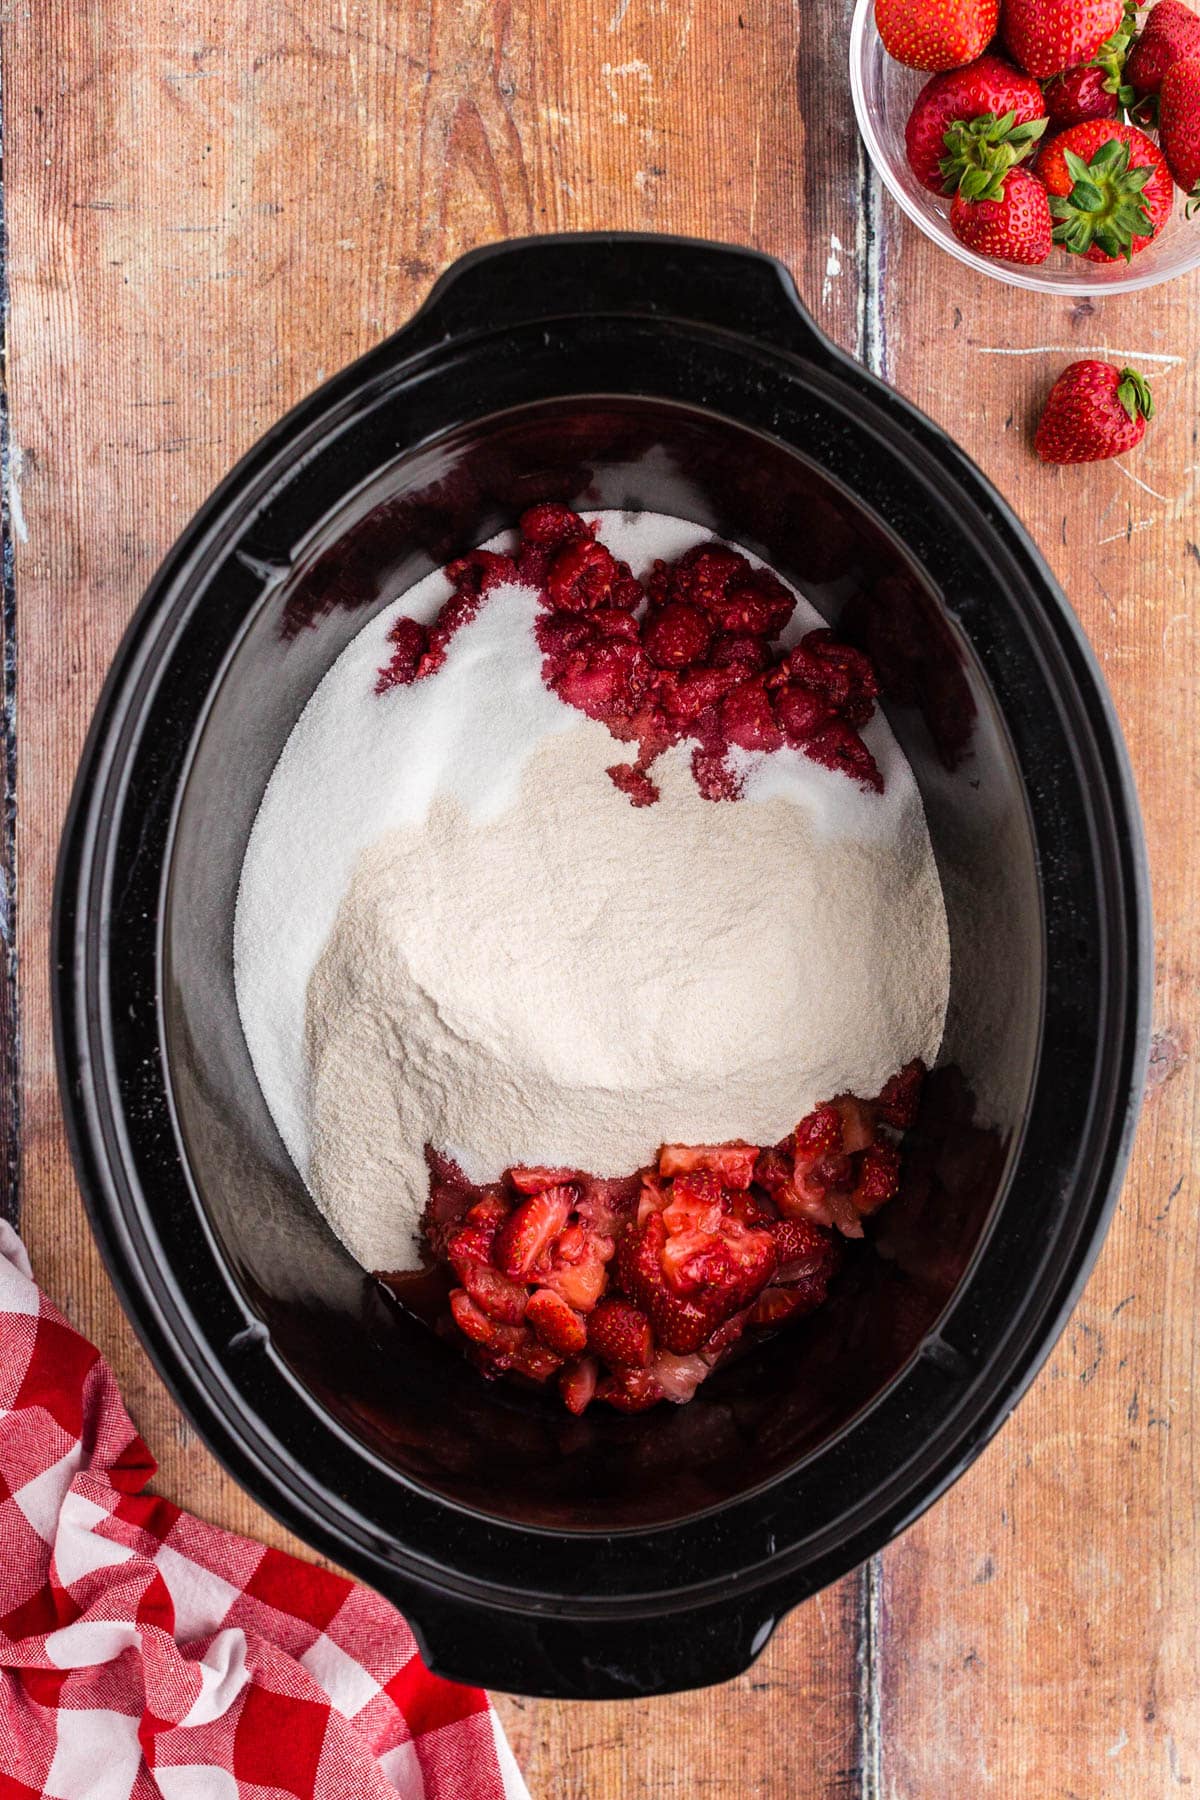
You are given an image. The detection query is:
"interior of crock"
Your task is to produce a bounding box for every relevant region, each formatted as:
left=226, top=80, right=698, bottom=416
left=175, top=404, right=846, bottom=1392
left=162, top=396, right=1041, bottom=1529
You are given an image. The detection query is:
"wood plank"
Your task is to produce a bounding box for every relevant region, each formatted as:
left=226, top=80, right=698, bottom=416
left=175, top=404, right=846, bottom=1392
left=873, top=243, right=1200, bottom=1794
left=3, top=0, right=871, bottom=1791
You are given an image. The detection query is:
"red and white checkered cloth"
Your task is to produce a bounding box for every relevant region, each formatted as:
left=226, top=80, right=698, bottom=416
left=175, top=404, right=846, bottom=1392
left=0, top=1222, right=528, bottom=1800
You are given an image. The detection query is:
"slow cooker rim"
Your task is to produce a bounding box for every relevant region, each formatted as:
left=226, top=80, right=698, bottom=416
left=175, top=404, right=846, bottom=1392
left=51, top=236, right=1151, bottom=1659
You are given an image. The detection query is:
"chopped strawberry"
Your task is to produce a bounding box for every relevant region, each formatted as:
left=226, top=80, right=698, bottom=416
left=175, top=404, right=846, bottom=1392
left=750, top=1286, right=821, bottom=1327
left=526, top=1288, right=589, bottom=1354
left=509, top=1165, right=579, bottom=1195
left=449, top=1290, right=526, bottom=1355
left=518, top=502, right=593, bottom=547
left=595, top=1366, right=665, bottom=1412
left=540, top=1220, right=613, bottom=1312
left=658, top=1141, right=759, bottom=1188
left=642, top=602, right=715, bottom=669
left=616, top=1214, right=726, bottom=1354
left=493, top=1185, right=576, bottom=1280
left=851, top=1144, right=902, bottom=1215
left=456, top=1259, right=529, bottom=1324
left=875, top=1059, right=926, bottom=1129
left=508, top=1338, right=564, bottom=1383
left=559, top=1356, right=600, bottom=1415
left=588, top=1298, right=653, bottom=1368
left=650, top=1350, right=711, bottom=1404
left=770, top=1215, right=838, bottom=1279
left=793, top=1105, right=843, bottom=1161
left=834, top=1096, right=876, bottom=1153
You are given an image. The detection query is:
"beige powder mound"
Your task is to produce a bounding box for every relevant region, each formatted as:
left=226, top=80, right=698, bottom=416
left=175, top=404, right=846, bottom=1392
left=305, top=726, right=950, bottom=1272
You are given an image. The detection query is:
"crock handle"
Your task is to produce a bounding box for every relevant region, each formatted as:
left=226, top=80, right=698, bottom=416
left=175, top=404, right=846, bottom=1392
left=408, top=231, right=836, bottom=364
left=401, top=1586, right=781, bottom=1700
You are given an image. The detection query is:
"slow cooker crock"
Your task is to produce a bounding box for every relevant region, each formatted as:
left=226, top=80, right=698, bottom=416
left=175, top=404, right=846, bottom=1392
left=54, top=234, right=1151, bottom=1698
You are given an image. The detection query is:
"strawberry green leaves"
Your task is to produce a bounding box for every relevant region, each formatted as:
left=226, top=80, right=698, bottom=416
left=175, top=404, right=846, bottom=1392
left=940, top=108, right=1050, bottom=197
left=1047, top=136, right=1156, bottom=255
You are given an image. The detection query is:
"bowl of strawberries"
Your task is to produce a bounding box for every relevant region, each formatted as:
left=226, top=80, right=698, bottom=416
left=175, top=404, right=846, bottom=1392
left=851, top=0, right=1200, bottom=289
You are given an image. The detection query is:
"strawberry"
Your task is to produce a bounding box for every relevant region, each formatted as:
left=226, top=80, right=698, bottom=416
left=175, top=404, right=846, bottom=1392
left=1034, top=360, right=1155, bottom=462
left=1159, top=55, right=1200, bottom=200
left=950, top=164, right=1055, bottom=261
left=492, top=1185, right=576, bottom=1280
left=587, top=1297, right=654, bottom=1368
left=1003, top=0, right=1126, bottom=77
left=1044, top=11, right=1139, bottom=122
left=851, top=1143, right=903, bottom=1214
left=876, top=0, right=1000, bottom=71
left=1127, top=0, right=1200, bottom=97
left=559, top=1356, right=599, bottom=1415
left=904, top=57, right=1047, bottom=193
left=648, top=1351, right=710, bottom=1404
left=509, top=1164, right=579, bottom=1194
left=875, top=1059, right=926, bottom=1129
left=1037, top=120, right=1172, bottom=256
left=657, top=1141, right=759, bottom=1188
left=525, top=1288, right=588, bottom=1355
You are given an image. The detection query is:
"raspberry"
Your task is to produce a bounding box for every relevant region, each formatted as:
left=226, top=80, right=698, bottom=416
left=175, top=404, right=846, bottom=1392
left=547, top=539, right=631, bottom=613
left=519, top=502, right=592, bottom=547
left=772, top=683, right=834, bottom=746
left=719, top=679, right=784, bottom=753
left=641, top=602, right=714, bottom=669
left=783, top=630, right=878, bottom=724
left=804, top=722, right=883, bottom=793
left=651, top=543, right=752, bottom=610
left=444, top=549, right=518, bottom=595
left=690, top=748, right=742, bottom=802
left=606, top=763, right=660, bottom=807
left=375, top=617, right=430, bottom=692
left=707, top=570, right=795, bottom=637
left=656, top=665, right=741, bottom=726
left=551, top=642, right=648, bottom=719
left=709, top=631, right=771, bottom=672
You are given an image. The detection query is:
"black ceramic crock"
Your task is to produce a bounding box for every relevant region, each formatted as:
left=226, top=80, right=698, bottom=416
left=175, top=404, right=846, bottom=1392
left=54, top=234, right=1151, bottom=1699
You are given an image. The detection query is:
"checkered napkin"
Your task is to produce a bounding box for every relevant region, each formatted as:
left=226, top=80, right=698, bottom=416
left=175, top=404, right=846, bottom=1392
left=0, top=1223, right=528, bottom=1800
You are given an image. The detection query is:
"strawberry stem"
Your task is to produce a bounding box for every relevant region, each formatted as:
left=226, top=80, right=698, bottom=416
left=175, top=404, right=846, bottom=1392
left=939, top=110, right=1048, bottom=202
left=1048, top=139, right=1155, bottom=260
left=1116, top=367, right=1154, bottom=423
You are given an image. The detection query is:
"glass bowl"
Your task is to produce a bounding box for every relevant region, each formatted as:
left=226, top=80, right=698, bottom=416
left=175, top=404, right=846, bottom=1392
left=849, top=0, right=1200, bottom=294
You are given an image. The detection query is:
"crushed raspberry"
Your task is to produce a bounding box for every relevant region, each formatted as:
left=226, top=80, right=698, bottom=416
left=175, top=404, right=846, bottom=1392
left=642, top=602, right=715, bottom=669
left=400, top=1059, right=927, bottom=1413
left=607, top=763, right=660, bottom=807
left=373, top=504, right=889, bottom=807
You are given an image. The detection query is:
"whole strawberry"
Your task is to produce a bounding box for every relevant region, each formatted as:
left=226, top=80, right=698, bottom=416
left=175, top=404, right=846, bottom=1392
left=1037, top=119, right=1173, bottom=256
left=1035, top=361, right=1155, bottom=462
left=950, top=164, right=1055, bottom=259
left=1003, top=0, right=1126, bottom=77
left=1127, top=0, right=1200, bottom=98
left=1159, top=55, right=1200, bottom=201
left=1044, top=14, right=1139, bottom=121
left=877, top=0, right=999, bottom=71
left=905, top=56, right=1047, bottom=191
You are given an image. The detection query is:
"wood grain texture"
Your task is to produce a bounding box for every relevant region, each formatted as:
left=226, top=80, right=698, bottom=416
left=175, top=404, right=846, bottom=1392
left=2, top=0, right=1196, bottom=1793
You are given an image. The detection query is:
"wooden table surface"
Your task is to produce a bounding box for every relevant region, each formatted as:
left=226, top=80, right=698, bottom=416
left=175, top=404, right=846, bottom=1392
left=4, top=2, right=1197, bottom=1794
